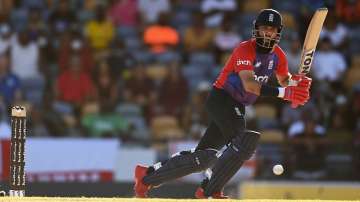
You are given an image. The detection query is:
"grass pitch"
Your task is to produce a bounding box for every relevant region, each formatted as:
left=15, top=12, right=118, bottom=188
left=0, top=198, right=357, bottom=202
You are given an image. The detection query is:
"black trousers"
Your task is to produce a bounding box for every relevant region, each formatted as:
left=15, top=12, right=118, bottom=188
left=196, top=88, right=246, bottom=150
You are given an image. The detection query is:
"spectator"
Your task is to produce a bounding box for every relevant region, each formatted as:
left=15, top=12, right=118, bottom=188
left=0, top=23, right=12, bottom=55
left=157, top=62, right=188, bottom=117
left=85, top=5, right=115, bottom=52
left=123, top=63, right=156, bottom=122
left=107, top=0, right=139, bottom=27
left=56, top=56, right=94, bottom=107
left=286, top=36, right=302, bottom=74
left=213, top=17, right=241, bottom=64
left=10, top=0, right=28, bottom=31
left=106, top=38, right=136, bottom=75
left=0, top=54, right=21, bottom=107
left=201, top=0, right=237, bottom=28
left=27, top=7, right=47, bottom=41
left=93, top=60, right=119, bottom=110
left=143, top=12, right=179, bottom=54
left=10, top=29, right=42, bottom=81
left=320, top=12, right=348, bottom=50
left=58, top=30, right=94, bottom=73
left=48, top=1, right=77, bottom=35
left=138, top=0, right=170, bottom=25
left=183, top=13, right=215, bottom=54
left=288, top=115, right=328, bottom=180
left=182, top=82, right=211, bottom=139
left=312, top=37, right=346, bottom=83
left=335, top=0, right=360, bottom=25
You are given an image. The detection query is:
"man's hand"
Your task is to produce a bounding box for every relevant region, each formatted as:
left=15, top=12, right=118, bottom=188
left=283, top=85, right=310, bottom=106
left=288, top=74, right=312, bottom=108
left=289, top=74, right=312, bottom=88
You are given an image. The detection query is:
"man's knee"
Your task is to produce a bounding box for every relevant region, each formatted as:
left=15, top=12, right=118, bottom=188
left=230, top=130, right=261, bottom=160
left=172, top=148, right=218, bottom=171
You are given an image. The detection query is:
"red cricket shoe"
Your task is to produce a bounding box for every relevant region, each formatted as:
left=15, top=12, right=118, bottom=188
left=195, top=187, right=229, bottom=199
left=134, top=165, right=151, bottom=198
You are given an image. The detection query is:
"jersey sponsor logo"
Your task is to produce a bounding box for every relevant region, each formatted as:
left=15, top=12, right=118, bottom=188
left=254, top=75, right=269, bottom=83
left=268, top=60, right=274, bottom=69
left=237, top=59, right=251, bottom=66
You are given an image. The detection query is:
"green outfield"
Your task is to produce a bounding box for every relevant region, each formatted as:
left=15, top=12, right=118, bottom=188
left=0, top=198, right=357, bottom=202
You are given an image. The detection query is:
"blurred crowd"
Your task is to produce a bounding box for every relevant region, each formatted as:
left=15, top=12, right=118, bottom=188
left=0, top=0, right=360, bottom=181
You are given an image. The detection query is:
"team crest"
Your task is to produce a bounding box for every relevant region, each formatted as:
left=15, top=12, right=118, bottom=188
left=268, top=60, right=274, bottom=69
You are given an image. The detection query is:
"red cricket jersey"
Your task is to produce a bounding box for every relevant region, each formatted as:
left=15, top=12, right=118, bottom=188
left=214, top=39, right=289, bottom=105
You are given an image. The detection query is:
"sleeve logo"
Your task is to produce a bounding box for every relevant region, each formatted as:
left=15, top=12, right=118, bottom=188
left=236, top=59, right=251, bottom=66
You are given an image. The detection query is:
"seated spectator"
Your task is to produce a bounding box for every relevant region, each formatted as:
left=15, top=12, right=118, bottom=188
left=10, top=29, right=42, bottom=80
left=0, top=23, right=12, bottom=55
left=143, top=12, right=179, bottom=54
left=157, top=62, right=188, bottom=118
left=55, top=56, right=94, bottom=107
left=106, top=38, right=136, bottom=75
left=213, top=17, right=241, bottom=63
left=201, top=0, right=237, bottom=28
left=286, top=35, right=302, bottom=73
left=81, top=105, right=129, bottom=138
left=85, top=5, right=115, bottom=52
left=58, top=30, right=94, bottom=73
left=107, top=0, right=139, bottom=27
left=27, top=7, right=46, bottom=41
left=184, top=13, right=215, bottom=54
left=181, top=82, right=211, bottom=139
left=10, top=0, right=28, bottom=32
left=123, top=63, right=156, bottom=122
left=320, top=12, right=349, bottom=50
left=48, top=1, right=77, bottom=35
left=93, top=60, right=119, bottom=110
left=138, top=0, right=170, bottom=25
left=288, top=115, right=329, bottom=180
left=312, top=37, right=346, bottom=84
left=0, top=54, right=21, bottom=107
left=336, top=0, right=360, bottom=25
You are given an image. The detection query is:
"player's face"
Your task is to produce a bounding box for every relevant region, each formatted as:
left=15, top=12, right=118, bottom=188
left=258, top=25, right=278, bottom=39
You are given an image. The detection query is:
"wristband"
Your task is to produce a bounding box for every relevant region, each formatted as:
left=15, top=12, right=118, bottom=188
left=260, top=84, right=279, bottom=97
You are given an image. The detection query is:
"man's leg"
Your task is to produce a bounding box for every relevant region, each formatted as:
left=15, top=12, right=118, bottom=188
left=202, top=130, right=260, bottom=196
left=195, top=88, right=254, bottom=198
left=134, top=121, right=227, bottom=197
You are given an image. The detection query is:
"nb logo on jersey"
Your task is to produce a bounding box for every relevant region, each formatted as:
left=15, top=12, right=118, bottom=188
left=254, top=61, right=262, bottom=68
left=237, top=59, right=251, bottom=66
left=269, top=14, right=274, bottom=22
left=254, top=75, right=269, bottom=83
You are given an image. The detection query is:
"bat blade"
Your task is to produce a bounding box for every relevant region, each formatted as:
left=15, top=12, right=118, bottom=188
left=298, top=7, right=328, bottom=75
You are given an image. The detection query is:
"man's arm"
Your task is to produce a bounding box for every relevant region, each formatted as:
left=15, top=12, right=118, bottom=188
left=238, top=70, right=310, bottom=106
left=238, top=70, right=261, bottom=95
left=276, top=73, right=291, bottom=87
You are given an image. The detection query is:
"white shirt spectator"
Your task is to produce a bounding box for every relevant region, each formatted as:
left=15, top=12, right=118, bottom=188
left=0, top=37, right=10, bottom=55
left=10, top=35, right=40, bottom=80
left=320, top=23, right=348, bottom=47
left=0, top=24, right=11, bottom=55
left=138, top=0, right=170, bottom=24
left=214, top=31, right=241, bottom=51
left=312, top=50, right=346, bottom=82
left=201, top=0, right=237, bottom=27
left=288, top=121, right=326, bottom=138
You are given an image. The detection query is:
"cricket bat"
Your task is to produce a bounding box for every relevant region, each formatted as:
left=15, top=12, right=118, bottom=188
left=298, top=7, right=328, bottom=75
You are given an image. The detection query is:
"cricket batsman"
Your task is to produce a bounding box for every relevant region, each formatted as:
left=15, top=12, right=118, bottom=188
left=134, top=9, right=312, bottom=199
